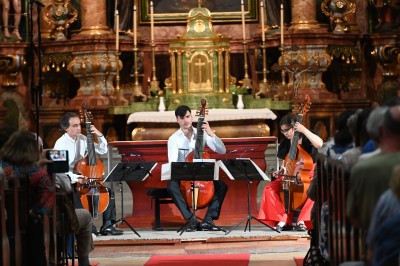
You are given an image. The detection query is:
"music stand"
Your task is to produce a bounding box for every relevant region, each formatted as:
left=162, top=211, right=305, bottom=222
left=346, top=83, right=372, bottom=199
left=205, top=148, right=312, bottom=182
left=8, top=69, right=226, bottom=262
left=104, top=161, right=157, bottom=237
left=220, top=159, right=280, bottom=235
left=171, top=161, right=226, bottom=235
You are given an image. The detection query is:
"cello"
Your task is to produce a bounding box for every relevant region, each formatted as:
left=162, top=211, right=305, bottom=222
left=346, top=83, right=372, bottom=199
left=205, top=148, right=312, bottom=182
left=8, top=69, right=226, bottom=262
left=179, top=99, right=215, bottom=210
left=279, top=96, right=313, bottom=214
left=74, top=105, right=110, bottom=218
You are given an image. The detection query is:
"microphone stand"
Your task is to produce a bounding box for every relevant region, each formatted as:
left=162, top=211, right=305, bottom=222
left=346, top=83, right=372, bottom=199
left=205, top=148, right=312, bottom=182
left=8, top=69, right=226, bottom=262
left=29, top=0, right=44, bottom=140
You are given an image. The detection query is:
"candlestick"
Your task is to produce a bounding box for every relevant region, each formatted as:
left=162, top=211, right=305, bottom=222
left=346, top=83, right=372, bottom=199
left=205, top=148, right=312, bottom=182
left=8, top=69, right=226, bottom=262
left=150, top=1, right=154, bottom=43
left=133, top=5, right=137, bottom=46
left=260, top=1, right=265, bottom=42
left=241, top=0, right=246, bottom=41
left=280, top=4, right=284, bottom=47
left=115, top=10, right=119, bottom=51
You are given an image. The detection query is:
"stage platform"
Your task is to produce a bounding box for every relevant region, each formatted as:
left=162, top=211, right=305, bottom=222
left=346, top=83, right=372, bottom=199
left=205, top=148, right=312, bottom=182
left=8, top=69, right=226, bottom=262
left=91, top=225, right=310, bottom=258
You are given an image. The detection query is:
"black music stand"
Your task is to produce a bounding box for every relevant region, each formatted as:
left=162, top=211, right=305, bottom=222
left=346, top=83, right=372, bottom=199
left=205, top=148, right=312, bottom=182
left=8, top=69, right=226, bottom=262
left=171, top=161, right=226, bottom=235
left=221, top=159, right=280, bottom=235
left=103, top=161, right=157, bottom=237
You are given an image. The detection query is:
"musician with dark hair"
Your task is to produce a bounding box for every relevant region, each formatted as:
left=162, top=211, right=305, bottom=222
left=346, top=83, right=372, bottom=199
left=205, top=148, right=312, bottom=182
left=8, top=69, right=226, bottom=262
left=258, top=112, right=323, bottom=232
left=167, top=105, right=228, bottom=231
left=54, top=112, right=123, bottom=237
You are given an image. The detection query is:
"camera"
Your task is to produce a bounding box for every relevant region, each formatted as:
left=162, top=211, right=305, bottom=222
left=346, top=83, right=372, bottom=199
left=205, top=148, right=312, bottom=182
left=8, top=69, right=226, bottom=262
left=47, top=150, right=69, bottom=174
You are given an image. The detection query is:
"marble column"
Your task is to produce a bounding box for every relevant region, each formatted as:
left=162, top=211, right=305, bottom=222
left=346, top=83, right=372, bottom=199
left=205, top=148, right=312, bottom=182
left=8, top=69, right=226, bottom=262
left=79, top=0, right=109, bottom=35
left=290, top=0, right=319, bottom=30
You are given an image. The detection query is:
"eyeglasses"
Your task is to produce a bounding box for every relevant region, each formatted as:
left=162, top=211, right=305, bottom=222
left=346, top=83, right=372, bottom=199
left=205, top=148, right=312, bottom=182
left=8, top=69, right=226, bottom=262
left=280, top=127, right=292, bottom=134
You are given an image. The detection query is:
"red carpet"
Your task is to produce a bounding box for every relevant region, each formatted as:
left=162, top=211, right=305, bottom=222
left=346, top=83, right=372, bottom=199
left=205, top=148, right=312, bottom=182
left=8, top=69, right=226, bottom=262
left=145, top=253, right=250, bottom=266
left=294, top=256, right=304, bottom=266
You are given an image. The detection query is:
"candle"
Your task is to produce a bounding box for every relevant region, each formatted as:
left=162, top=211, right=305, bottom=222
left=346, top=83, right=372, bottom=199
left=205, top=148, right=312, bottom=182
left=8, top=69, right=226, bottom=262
left=150, top=1, right=154, bottom=43
left=260, top=1, right=265, bottom=42
left=133, top=5, right=137, bottom=46
left=280, top=4, right=284, bottom=47
left=241, top=0, right=246, bottom=41
left=115, top=10, right=119, bottom=50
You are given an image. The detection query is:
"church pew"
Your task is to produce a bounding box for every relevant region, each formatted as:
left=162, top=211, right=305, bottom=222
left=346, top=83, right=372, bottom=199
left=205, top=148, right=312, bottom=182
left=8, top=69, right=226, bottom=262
left=4, top=174, right=54, bottom=266
left=318, top=156, right=364, bottom=265
left=0, top=171, right=10, bottom=266
left=5, top=177, right=23, bottom=266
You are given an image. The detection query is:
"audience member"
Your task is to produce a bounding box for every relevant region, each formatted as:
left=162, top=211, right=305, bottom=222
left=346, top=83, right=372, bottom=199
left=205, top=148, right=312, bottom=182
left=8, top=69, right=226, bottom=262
left=338, top=109, right=371, bottom=169
left=0, top=130, right=54, bottom=266
left=366, top=165, right=400, bottom=266
left=322, top=110, right=355, bottom=159
left=358, top=106, right=388, bottom=161
left=347, top=105, right=400, bottom=233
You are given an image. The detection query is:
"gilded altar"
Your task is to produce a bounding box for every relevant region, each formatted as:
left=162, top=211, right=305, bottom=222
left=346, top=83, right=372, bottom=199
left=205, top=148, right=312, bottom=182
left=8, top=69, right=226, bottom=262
left=167, top=7, right=233, bottom=109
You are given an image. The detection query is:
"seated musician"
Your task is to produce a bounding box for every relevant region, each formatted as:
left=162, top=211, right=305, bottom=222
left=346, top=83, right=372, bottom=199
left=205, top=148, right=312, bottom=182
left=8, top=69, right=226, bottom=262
left=54, top=112, right=123, bottom=236
left=258, top=113, right=323, bottom=232
left=167, top=105, right=228, bottom=231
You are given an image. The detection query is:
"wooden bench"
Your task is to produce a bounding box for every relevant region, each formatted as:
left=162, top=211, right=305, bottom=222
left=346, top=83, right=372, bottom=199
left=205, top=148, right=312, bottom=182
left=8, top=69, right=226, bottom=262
left=146, top=188, right=174, bottom=231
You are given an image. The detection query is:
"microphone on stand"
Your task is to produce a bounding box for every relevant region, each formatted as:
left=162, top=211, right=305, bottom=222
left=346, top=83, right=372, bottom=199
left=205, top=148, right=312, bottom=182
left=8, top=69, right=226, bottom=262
left=129, top=153, right=144, bottom=161
left=239, top=148, right=254, bottom=158
left=226, top=149, right=237, bottom=161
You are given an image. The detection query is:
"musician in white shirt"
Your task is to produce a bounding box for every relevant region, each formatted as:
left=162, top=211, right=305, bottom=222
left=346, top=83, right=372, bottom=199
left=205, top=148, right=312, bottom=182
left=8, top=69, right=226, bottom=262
left=167, top=105, right=228, bottom=231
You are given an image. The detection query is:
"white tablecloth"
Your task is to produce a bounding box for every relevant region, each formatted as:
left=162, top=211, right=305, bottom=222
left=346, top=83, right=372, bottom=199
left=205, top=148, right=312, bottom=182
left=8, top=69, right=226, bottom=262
left=127, top=109, right=277, bottom=124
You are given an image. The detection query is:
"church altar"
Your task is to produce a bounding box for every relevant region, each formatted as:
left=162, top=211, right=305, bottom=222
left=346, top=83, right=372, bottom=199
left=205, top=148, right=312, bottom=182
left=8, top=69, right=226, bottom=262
left=108, top=136, right=277, bottom=228
left=127, top=108, right=277, bottom=140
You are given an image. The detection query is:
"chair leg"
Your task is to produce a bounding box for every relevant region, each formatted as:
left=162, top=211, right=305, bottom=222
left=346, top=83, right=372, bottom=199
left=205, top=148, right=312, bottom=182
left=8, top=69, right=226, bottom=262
left=154, top=197, right=162, bottom=231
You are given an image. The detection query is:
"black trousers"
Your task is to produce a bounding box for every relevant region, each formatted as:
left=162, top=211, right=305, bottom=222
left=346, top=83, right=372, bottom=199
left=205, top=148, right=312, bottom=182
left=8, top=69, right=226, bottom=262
left=167, top=179, right=228, bottom=221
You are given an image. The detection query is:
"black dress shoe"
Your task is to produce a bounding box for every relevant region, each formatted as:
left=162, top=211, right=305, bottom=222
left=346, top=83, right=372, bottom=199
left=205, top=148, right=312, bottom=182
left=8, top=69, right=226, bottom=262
left=274, top=224, right=283, bottom=232
left=92, top=225, right=99, bottom=236
left=275, top=224, right=293, bottom=232
left=199, top=220, right=218, bottom=231
left=100, top=226, right=124, bottom=236
left=294, top=223, right=307, bottom=231
left=186, top=215, right=199, bottom=232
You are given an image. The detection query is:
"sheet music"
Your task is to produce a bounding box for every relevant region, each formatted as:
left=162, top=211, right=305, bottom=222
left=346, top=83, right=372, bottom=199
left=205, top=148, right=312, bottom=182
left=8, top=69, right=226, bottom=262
left=161, top=163, right=171, bottom=181
left=143, top=162, right=158, bottom=181
left=217, top=158, right=270, bottom=181
left=161, top=159, right=218, bottom=181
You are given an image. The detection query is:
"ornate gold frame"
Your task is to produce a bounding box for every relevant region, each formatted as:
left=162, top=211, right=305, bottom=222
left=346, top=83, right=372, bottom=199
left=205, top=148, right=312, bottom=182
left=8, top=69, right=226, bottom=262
left=139, top=0, right=258, bottom=24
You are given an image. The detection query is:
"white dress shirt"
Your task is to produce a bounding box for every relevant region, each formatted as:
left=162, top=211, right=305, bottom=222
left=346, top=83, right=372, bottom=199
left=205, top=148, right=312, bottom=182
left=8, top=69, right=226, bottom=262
left=54, top=133, right=108, bottom=183
left=167, top=126, right=226, bottom=163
